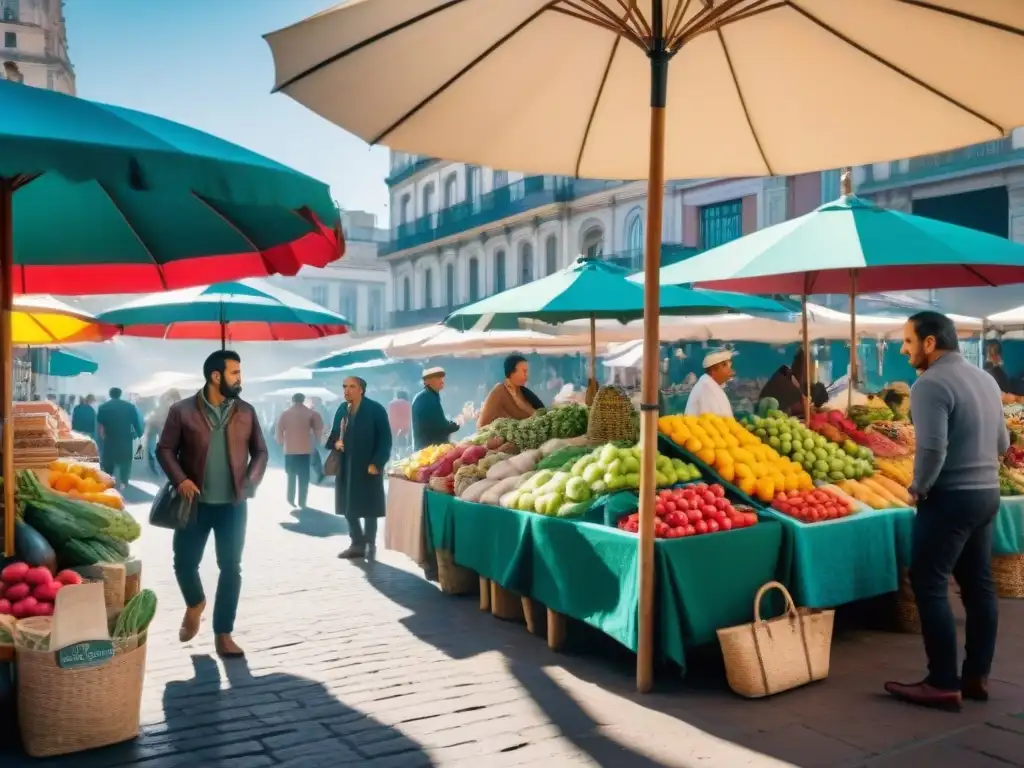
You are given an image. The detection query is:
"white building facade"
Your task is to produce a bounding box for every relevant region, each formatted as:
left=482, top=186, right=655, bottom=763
left=0, top=0, right=74, bottom=94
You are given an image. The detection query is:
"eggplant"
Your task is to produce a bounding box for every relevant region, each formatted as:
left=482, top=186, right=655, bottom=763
left=12, top=520, right=57, bottom=575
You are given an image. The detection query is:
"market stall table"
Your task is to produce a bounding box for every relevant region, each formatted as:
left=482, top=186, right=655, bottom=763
left=383, top=476, right=429, bottom=567
left=894, top=498, right=1024, bottom=565
left=423, top=489, right=784, bottom=673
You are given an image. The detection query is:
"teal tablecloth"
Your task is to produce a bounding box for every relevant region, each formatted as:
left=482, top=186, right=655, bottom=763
left=423, top=490, right=784, bottom=672
left=893, top=496, right=1024, bottom=565
left=765, top=506, right=911, bottom=608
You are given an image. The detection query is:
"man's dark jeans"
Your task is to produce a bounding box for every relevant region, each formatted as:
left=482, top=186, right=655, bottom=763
left=910, top=487, right=1000, bottom=691
left=284, top=453, right=311, bottom=507
left=173, top=501, right=247, bottom=635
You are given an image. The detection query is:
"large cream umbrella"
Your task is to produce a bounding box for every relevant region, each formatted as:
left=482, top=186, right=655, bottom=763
left=266, top=1, right=1024, bottom=692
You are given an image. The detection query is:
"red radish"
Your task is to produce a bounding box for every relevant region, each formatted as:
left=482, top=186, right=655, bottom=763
left=11, top=597, right=37, bottom=619
left=0, top=599, right=11, bottom=615
left=1, top=562, right=29, bottom=584
left=4, top=583, right=30, bottom=602
left=24, top=566, right=52, bottom=586
left=31, top=602, right=53, bottom=617
left=56, top=570, right=83, bottom=586
left=32, top=581, right=60, bottom=603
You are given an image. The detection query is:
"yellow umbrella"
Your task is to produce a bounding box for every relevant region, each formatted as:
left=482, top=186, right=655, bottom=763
left=266, top=1, right=1024, bottom=693
left=12, top=295, right=117, bottom=345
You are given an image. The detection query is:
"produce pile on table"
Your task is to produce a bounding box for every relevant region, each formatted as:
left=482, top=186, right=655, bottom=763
left=847, top=394, right=899, bottom=428
left=741, top=409, right=874, bottom=481
left=808, top=410, right=908, bottom=458
left=1000, top=445, right=1024, bottom=496
left=45, top=460, right=126, bottom=509
left=1006, top=405, right=1024, bottom=444
left=658, top=413, right=813, bottom=502
left=0, top=562, right=83, bottom=619
left=10, top=468, right=140, bottom=570
left=473, top=404, right=590, bottom=451
left=771, top=487, right=857, bottom=523
left=617, top=483, right=759, bottom=538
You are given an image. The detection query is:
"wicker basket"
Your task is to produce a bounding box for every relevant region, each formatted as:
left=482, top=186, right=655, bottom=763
left=717, top=581, right=834, bottom=699
left=587, top=386, right=637, bottom=443
left=490, top=583, right=524, bottom=621
left=436, top=549, right=477, bottom=596
left=73, top=563, right=127, bottom=619
left=17, top=639, right=147, bottom=757
left=124, top=559, right=143, bottom=603
left=895, top=568, right=960, bottom=633
left=992, top=554, right=1024, bottom=598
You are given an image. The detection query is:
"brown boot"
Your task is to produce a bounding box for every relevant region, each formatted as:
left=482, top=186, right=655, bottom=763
left=179, top=601, right=206, bottom=643
left=961, top=675, right=989, bottom=702
left=337, top=546, right=365, bottom=559
left=215, top=634, right=245, bottom=659
left=884, top=679, right=962, bottom=711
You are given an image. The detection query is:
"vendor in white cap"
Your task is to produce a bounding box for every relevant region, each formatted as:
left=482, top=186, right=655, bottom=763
left=411, top=367, right=461, bottom=450
left=684, top=348, right=737, bottom=418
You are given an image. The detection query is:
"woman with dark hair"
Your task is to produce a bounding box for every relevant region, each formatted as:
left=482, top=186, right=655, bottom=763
left=759, top=348, right=828, bottom=416
left=477, top=354, right=545, bottom=428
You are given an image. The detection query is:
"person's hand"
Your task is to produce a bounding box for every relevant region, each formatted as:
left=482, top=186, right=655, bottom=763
left=335, top=440, right=344, bottom=452
left=178, top=479, right=200, bottom=501
left=368, top=465, right=379, bottom=475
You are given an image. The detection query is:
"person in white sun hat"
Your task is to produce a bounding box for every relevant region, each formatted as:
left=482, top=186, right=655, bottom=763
left=411, top=367, right=460, bottom=451
left=684, top=348, right=737, bottom=418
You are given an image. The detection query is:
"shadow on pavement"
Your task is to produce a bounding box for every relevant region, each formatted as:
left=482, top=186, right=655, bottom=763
left=279, top=507, right=349, bottom=538
left=121, top=481, right=158, bottom=505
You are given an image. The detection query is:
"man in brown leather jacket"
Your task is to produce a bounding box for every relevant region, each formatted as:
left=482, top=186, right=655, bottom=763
left=157, top=349, right=268, bottom=659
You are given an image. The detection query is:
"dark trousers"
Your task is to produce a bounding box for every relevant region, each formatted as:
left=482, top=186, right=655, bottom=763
left=910, top=487, right=1000, bottom=691
left=284, top=453, right=311, bottom=507
left=100, top=456, right=133, bottom=487
left=173, top=502, right=247, bottom=635
left=348, top=515, right=378, bottom=550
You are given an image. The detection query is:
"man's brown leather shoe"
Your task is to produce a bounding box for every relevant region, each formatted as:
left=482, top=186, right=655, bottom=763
left=179, top=601, right=206, bottom=643
left=961, top=675, right=989, bottom=702
left=884, top=680, right=962, bottom=711
left=215, top=634, right=245, bottom=659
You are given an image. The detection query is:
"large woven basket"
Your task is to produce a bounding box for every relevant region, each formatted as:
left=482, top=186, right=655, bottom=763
left=17, top=639, right=147, bottom=757
left=436, top=549, right=477, bottom=596
left=895, top=568, right=960, bottom=633
left=992, top=554, right=1024, bottom=598
left=717, top=581, right=834, bottom=699
left=587, top=386, right=636, bottom=443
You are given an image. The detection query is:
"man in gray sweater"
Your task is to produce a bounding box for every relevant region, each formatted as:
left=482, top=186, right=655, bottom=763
left=886, top=312, right=1009, bottom=711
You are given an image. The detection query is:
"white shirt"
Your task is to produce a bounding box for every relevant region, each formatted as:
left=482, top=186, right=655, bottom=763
left=684, top=374, right=733, bottom=418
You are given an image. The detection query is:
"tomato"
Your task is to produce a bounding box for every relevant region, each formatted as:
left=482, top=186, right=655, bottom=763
left=714, top=498, right=730, bottom=510
left=684, top=524, right=696, bottom=536
left=788, top=489, right=802, bottom=499
left=707, top=519, right=720, bottom=533
left=744, top=512, right=758, bottom=527
left=694, top=520, right=709, bottom=535
left=702, top=491, right=716, bottom=506
left=687, top=508, right=703, bottom=523
left=711, top=485, right=725, bottom=498
left=824, top=504, right=837, bottom=519
left=720, top=517, right=733, bottom=531
left=655, top=502, right=666, bottom=517
left=664, top=501, right=677, bottom=513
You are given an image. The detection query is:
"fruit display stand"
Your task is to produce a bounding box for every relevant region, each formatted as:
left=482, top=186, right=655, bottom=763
left=423, top=489, right=785, bottom=674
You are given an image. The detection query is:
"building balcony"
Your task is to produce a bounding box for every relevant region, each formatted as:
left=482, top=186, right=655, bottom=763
left=386, top=156, right=438, bottom=186
left=857, top=137, right=1023, bottom=192
left=342, top=224, right=390, bottom=244
left=381, top=176, right=629, bottom=256
left=600, top=244, right=699, bottom=273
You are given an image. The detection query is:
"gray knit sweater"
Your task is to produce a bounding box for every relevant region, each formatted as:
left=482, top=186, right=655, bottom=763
left=910, top=352, right=1009, bottom=496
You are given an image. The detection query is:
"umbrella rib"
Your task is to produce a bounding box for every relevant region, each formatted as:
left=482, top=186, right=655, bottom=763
left=715, top=28, right=773, bottom=176
left=574, top=35, right=621, bottom=178
left=272, top=0, right=471, bottom=93
left=786, top=0, right=1007, bottom=134
left=26, top=312, right=56, bottom=344
left=369, top=7, right=549, bottom=146
left=894, top=0, right=1024, bottom=38
left=95, top=181, right=170, bottom=292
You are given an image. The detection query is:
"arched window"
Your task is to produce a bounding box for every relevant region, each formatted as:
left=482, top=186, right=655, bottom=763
left=468, top=258, right=481, bottom=302
left=402, top=276, right=411, bottom=310
left=626, top=211, right=644, bottom=257
left=581, top=225, right=604, bottom=259
left=423, top=267, right=433, bottom=308
left=421, top=183, right=435, bottom=215
left=520, top=242, right=534, bottom=284
left=399, top=194, right=412, bottom=225
left=445, top=263, right=455, bottom=306
left=545, top=235, right=558, bottom=275
left=443, top=174, right=458, bottom=208
left=494, top=250, right=507, bottom=293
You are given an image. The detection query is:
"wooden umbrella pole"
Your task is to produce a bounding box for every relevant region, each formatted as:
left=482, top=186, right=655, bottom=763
left=1, top=178, right=15, bottom=556
left=637, top=12, right=668, bottom=694
left=587, top=313, right=597, bottom=404
left=802, top=283, right=811, bottom=423
left=848, top=269, right=858, bottom=411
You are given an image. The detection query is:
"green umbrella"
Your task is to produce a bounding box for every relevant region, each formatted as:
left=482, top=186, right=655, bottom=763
left=446, top=256, right=790, bottom=395
left=97, top=279, right=350, bottom=348
left=33, top=347, right=97, bottom=378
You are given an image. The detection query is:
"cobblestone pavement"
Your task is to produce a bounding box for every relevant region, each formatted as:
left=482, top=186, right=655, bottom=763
left=4, top=469, right=1024, bottom=767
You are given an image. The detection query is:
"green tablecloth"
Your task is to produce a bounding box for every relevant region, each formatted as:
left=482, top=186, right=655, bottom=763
left=893, top=496, right=1024, bottom=565
left=765, top=506, right=911, bottom=609
left=423, top=490, right=784, bottom=672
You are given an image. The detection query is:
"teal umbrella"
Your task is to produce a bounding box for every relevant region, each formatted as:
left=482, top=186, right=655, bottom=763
left=445, top=256, right=790, bottom=394
left=97, top=279, right=350, bottom=348
left=307, top=348, right=389, bottom=371
left=652, top=193, right=1024, bottom=295
left=33, top=347, right=97, bottom=378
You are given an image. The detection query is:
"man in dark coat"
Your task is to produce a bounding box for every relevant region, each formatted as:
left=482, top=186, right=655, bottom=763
left=96, top=387, right=143, bottom=489
left=328, top=376, right=392, bottom=560
left=71, top=393, right=97, bottom=439
left=411, top=367, right=460, bottom=451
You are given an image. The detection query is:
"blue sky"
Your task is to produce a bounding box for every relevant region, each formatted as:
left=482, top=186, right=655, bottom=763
left=64, top=0, right=390, bottom=224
